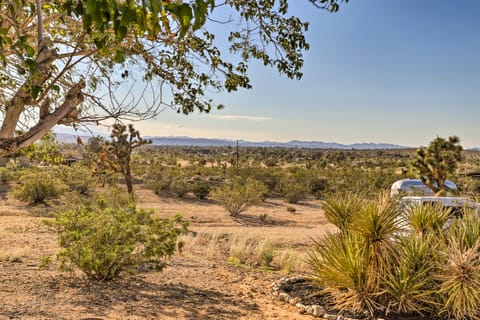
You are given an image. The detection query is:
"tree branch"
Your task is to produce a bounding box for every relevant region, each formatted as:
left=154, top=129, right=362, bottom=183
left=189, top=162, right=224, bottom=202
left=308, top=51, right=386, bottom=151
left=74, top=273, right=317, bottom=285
left=0, top=80, right=85, bottom=156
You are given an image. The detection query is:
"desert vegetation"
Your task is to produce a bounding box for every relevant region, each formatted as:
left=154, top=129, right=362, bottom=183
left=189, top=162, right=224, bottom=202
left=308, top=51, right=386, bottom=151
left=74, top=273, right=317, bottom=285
left=1, top=134, right=480, bottom=319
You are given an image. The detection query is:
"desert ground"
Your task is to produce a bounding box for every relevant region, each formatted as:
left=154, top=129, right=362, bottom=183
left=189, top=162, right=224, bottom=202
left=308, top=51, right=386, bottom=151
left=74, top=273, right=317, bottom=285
left=0, top=185, right=336, bottom=320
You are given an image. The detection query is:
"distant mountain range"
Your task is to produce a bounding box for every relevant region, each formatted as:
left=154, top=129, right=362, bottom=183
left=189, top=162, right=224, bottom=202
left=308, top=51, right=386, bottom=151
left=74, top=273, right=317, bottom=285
left=141, top=136, right=410, bottom=150
left=55, top=133, right=480, bottom=150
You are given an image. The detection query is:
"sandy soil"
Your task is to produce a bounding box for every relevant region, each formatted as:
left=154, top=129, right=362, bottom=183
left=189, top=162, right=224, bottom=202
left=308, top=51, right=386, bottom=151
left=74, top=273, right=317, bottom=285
left=0, top=186, right=336, bottom=320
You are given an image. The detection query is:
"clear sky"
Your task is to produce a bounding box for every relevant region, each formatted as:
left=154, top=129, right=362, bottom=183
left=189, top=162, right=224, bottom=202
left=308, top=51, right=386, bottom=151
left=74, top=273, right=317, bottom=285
left=135, top=0, right=480, bottom=149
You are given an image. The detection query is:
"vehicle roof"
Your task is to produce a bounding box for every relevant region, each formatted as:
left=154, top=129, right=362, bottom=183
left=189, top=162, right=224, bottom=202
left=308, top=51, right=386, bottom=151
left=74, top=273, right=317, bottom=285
left=391, top=178, right=457, bottom=190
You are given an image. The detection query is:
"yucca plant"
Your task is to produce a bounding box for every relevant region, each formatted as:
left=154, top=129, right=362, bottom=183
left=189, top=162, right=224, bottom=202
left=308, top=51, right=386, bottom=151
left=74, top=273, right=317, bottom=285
left=322, top=192, right=364, bottom=234
left=308, top=231, right=379, bottom=316
left=433, top=211, right=480, bottom=319
left=446, top=209, right=480, bottom=249
left=437, top=238, right=480, bottom=320
left=382, top=233, right=439, bottom=316
left=404, top=202, right=451, bottom=237
left=351, top=193, right=402, bottom=289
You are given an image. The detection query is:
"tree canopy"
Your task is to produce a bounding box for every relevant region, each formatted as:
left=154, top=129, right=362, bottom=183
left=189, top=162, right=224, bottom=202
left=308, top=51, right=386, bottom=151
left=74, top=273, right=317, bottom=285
left=411, top=136, right=463, bottom=195
left=0, top=0, right=346, bottom=156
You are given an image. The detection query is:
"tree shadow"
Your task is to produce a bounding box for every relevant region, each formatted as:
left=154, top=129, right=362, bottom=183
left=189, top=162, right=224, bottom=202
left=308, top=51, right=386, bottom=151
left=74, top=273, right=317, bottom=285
left=231, top=212, right=296, bottom=227
left=66, top=277, right=260, bottom=319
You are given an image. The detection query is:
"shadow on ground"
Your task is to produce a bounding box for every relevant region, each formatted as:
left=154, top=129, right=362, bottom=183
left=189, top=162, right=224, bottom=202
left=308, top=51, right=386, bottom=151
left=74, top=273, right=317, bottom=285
left=70, top=277, right=260, bottom=319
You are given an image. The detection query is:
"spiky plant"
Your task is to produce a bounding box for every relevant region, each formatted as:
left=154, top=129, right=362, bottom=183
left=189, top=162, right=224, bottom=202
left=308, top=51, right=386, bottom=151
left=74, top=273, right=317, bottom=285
left=351, top=193, right=402, bottom=288
left=382, top=233, right=439, bottom=316
left=322, top=192, right=363, bottom=234
left=308, top=231, right=379, bottom=316
left=446, top=209, right=480, bottom=248
left=437, top=239, right=480, bottom=320
left=404, top=202, right=451, bottom=237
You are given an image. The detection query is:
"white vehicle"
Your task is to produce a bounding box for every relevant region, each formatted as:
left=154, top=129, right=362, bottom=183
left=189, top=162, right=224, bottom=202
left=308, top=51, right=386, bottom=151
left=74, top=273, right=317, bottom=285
left=390, top=178, right=457, bottom=197
left=400, top=196, right=480, bottom=209
left=400, top=196, right=480, bottom=218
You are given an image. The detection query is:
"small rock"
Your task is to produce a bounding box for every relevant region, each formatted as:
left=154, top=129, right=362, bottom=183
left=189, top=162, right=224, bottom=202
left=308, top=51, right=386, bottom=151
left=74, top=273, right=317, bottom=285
left=288, top=297, right=301, bottom=305
left=296, top=303, right=307, bottom=314
left=311, top=305, right=326, bottom=317
left=336, top=316, right=344, bottom=320
left=305, top=306, right=313, bottom=314
left=324, top=315, right=338, bottom=320
left=278, top=292, right=289, bottom=302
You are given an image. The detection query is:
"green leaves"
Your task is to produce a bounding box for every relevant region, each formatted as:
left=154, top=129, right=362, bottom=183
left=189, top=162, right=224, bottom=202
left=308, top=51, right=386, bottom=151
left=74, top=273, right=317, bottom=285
left=411, top=136, right=463, bottom=194
left=64, top=0, right=215, bottom=45
left=53, top=190, right=188, bottom=281
left=0, top=0, right=322, bottom=149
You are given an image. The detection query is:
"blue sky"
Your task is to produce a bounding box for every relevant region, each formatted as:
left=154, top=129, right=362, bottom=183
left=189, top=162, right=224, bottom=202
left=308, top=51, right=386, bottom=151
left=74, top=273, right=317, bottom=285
left=135, top=1, right=480, bottom=148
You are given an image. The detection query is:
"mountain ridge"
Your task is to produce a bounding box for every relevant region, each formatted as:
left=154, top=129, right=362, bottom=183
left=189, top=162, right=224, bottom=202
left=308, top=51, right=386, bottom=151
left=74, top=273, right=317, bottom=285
left=55, top=133, right=480, bottom=150
left=144, top=136, right=410, bottom=149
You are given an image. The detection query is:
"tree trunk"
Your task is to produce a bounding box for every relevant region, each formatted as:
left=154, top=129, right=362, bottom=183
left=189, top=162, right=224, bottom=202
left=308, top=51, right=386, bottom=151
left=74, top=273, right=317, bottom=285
left=124, top=160, right=133, bottom=194
left=0, top=80, right=85, bottom=156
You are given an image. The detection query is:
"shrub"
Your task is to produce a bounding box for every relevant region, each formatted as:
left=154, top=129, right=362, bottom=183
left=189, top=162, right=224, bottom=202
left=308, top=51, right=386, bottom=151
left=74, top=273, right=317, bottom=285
left=259, top=213, right=268, bottom=224
left=191, top=180, right=211, bottom=199
left=278, top=179, right=308, bottom=204
left=277, top=250, right=298, bottom=273
left=286, top=206, right=296, bottom=213
left=53, top=195, right=188, bottom=281
left=228, top=234, right=253, bottom=265
left=0, top=167, right=15, bottom=184
left=308, top=176, right=328, bottom=198
left=11, top=171, right=66, bottom=204
left=254, top=239, right=274, bottom=267
left=211, top=177, right=267, bottom=216
left=170, top=177, right=190, bottom=198
left=53, top=164, right=95, bottom=195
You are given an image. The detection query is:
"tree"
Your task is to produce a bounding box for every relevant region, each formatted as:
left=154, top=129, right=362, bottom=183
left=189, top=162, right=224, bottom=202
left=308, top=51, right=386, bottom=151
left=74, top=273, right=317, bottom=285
left=411, top=136, right=463, bottom=195
left=101, top=123, right=151, bottom=194
left=0, top=0, right=345, bottom=156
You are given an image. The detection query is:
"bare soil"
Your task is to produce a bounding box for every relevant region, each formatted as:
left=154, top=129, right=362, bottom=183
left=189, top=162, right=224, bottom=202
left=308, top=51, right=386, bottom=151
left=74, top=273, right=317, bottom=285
left=0, top=186, right=337, bottom=320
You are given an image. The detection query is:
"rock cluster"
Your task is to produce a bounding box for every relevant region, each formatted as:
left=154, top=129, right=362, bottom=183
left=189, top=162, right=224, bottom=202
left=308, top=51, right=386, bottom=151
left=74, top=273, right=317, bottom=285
left=272, top=277, right=380, bottom=320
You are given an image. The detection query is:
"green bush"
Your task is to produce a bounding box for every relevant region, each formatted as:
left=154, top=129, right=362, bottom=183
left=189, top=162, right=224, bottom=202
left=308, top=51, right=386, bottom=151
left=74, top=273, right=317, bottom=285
left=191, top=180, right=211, bottom=199
left=211, top=177, right=267, bottom=216
left=53, top=164, right=95, bottom=195
left=170, top=177, right=190, bottom=198
left=11, top=171, right=66, bottom=203
left=279, top=180, right=308, bottom=204
left=308, top=176, right=328, bottom=198
left=286, top=206, right=296, bottom=213
left=53, top=194, right=188, bottom=281
left=0, top=167, right=15, bottom=184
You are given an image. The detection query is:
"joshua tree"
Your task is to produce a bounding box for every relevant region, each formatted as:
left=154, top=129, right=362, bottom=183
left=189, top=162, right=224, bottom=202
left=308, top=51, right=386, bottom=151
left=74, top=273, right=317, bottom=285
left=411, top=136, right=463, bottom=195
left=102, top=124, right=151, bottom=194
